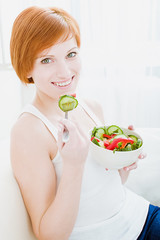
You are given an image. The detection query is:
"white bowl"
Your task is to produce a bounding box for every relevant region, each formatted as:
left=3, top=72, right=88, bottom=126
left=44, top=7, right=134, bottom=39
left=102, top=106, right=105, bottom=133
left=89, top=126, right=143, bottom=170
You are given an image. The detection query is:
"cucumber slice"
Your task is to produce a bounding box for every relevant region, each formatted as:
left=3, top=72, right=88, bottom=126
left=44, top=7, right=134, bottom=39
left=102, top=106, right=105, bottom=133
left=95, top=128, right=105, bottom=140
left=112, top=134, right=128, bottom=139
left=109, top=134, right=128, bottom=143
left=128, top=135, right=138, bottom=143
left=107, top=125, right=123, bottom=135
left=58, top=95, right=78, bottom=112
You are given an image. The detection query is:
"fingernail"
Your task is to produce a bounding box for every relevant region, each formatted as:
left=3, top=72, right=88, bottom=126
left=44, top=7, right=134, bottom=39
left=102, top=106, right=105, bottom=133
left=138, top=153, right=147, bottom=159
left=128, top=125, right=134, bottom=130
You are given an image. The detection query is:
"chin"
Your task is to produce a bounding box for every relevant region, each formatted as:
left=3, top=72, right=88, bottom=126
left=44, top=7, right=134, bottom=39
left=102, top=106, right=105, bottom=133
left=64, top=84, right=78, bottom=95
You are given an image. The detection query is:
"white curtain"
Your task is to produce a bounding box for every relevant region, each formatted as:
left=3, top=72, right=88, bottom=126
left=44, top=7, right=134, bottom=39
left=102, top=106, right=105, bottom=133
left=0, top=0, right=160, bottom=139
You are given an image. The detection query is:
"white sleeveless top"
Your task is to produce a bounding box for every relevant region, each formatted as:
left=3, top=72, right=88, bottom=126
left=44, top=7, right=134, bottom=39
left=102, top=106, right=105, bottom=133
left=21, top=101, right=149, bottom=240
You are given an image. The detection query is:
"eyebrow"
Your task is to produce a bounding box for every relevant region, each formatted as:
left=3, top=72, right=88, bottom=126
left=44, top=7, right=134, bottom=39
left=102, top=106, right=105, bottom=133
left=67, top=46, right=79, bottom=53
left=37, top=46, right=78, bottom=59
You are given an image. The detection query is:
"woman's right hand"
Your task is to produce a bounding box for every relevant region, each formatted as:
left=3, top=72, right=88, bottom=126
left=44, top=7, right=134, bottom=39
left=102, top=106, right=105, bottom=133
left=57, top=119, right=90, bottom=167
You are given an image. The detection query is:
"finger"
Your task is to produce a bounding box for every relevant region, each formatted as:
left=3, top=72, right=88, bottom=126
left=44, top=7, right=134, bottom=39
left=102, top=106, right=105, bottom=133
left=57, top=122, right=65, bottom=132
left=58, top=118, right=81, bottom=143
left=57, top=123, right=65, bottom=149
left=138, top=153, right=147, bottom=159
left=59, top=118, right=75, bottom=132
left=123, top=162, right=138, bottom=171
left=59, top=118, right=88, bottom=142
left=128, top=125, right=134, bottom=130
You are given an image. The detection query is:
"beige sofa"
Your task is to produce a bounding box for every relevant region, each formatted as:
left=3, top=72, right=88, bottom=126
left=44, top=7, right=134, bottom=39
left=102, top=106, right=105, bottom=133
left=0, top=138, right=37, bottom=240
left=1, top=128, right=160, bottom=240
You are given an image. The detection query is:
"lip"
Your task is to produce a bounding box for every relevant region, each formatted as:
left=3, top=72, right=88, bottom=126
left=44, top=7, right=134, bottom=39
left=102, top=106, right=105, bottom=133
left=51, top=76, right=75, bottom=89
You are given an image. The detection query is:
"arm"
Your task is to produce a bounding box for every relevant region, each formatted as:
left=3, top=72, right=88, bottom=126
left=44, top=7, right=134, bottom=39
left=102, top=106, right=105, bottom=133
left=118, top=126, right=146, bottom=184
left=118, top=168, right=131, bottom=184
left=118, top=162, right=138, bottom=184
left=10, top=117, right=89, bottom=240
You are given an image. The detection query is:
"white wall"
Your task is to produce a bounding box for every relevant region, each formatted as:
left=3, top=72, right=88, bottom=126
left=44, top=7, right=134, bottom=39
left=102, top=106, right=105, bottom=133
left=78, top=62, right=160, bottom=128
left=0, top=69, right=35, bottom=140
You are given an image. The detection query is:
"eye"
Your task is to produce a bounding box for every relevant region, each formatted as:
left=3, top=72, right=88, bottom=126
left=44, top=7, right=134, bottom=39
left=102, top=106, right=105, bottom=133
left=41, top=58, right=52, bottom=64
left=67, top=52, right=77, bottom=58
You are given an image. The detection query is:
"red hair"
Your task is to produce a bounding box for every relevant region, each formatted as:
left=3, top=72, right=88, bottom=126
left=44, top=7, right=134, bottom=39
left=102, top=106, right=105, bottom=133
left=10, top=6, right=80, bottom=84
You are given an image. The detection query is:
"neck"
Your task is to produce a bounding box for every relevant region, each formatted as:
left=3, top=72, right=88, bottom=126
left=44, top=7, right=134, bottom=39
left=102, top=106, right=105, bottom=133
left=32, top=91, right=64, bottom=118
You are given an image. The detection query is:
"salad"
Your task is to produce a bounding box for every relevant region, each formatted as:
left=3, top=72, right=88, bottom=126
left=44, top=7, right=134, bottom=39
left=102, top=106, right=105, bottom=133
left=91, top=125, right=142, bottom=153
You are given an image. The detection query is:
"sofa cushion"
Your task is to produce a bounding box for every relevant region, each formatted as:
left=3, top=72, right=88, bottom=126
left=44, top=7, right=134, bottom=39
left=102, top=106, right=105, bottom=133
left=125, top=128, right=160, bottom=206
left=0, top=138, right=37, bottom=240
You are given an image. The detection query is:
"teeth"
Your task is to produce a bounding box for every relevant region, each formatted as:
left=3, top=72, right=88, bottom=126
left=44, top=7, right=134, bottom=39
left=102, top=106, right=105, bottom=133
left=55, top=80, right=71, bottom=87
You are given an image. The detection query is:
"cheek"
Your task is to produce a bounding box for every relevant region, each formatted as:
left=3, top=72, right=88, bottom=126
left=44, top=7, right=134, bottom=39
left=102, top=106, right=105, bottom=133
left=32, top=66, right=52, bottom=82
left=74, top=58, right=82, bottom=74
left=78, top=60, right=82, bottom=73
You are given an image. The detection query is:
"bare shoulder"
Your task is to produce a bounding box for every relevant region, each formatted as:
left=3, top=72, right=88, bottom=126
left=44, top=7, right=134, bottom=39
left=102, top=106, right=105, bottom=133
left=11, top=113, right=57, bottom=162
left=82, top=98, right=105, bottom=124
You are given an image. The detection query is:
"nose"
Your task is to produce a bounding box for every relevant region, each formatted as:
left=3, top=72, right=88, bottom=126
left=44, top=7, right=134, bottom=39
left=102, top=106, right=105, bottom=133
left=56, top=60, right=71, bottom=80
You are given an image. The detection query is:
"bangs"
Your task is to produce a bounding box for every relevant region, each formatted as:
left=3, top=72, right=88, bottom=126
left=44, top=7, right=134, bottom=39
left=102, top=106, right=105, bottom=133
left=31, top=11, right=76, bottom=58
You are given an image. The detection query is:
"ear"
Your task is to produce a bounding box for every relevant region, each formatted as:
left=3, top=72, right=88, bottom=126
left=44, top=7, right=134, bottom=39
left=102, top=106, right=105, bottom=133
left=27, top=73, right=32, bottom=78
left=26, top=68, right=33, bottom=78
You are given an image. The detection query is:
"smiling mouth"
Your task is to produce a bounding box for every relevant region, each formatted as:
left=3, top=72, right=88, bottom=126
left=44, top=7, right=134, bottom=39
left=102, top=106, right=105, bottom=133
left=51, top=76, right=74, bottom=87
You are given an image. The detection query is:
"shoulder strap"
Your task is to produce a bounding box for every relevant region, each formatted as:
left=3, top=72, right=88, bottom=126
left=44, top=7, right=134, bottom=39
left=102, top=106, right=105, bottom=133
left=20, top=104, right=58, bottom=141
left=79, top=98, right=103, bottom=126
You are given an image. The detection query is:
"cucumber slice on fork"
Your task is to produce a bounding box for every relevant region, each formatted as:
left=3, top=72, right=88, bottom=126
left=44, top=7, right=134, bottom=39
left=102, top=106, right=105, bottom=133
left=58, top=95, right=78, bottom=112
left=58, top=95, right=78, bottom=142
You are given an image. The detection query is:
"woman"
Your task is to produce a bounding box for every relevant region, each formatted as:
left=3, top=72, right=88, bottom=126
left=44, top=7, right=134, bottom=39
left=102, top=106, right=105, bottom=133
left=10, top=6, right=160, bottom=240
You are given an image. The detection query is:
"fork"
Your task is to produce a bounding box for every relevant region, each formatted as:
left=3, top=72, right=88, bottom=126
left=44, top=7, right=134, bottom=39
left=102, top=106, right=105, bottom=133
left=62, top=111, right=69, bottom=142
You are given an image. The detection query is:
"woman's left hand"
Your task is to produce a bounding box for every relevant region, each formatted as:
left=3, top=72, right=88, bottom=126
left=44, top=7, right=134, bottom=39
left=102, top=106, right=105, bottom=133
left=123, top=152, right=147, bottom=172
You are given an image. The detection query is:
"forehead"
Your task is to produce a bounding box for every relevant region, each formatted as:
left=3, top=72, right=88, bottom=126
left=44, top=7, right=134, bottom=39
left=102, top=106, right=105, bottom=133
left=37, top=37, right=78, bottom=57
